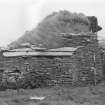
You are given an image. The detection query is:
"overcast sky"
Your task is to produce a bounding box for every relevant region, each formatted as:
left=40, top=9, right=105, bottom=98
left=0, top=0, right=105, bottom=47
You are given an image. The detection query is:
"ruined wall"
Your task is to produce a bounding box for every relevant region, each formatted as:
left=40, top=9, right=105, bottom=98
left=0, top=33, right=103, bottom=85
left=0, top=46, right=103, bottom=85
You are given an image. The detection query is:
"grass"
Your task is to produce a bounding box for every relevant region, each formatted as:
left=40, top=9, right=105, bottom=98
left=0, top=83, right=105, bottom=105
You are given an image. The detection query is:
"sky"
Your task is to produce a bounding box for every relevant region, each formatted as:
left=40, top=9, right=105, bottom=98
left=0, top=0, right=105, bottom=47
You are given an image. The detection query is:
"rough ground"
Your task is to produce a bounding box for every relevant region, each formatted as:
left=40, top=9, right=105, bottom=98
left=0, top=82, right=105, bottom=105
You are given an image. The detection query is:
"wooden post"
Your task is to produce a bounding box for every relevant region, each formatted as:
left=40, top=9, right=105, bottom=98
left=93, top=53, right=97, bottom=86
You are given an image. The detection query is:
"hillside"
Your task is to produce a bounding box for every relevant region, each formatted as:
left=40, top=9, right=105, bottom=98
left=99, top=39, right=105, bottom=48
left=0, top=83, right=105, bottom=105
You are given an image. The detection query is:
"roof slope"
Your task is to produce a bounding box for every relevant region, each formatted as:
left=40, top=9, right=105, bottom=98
left=8, top=10, right=90, bottom=49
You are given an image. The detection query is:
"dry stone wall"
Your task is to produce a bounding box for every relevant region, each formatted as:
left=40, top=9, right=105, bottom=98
left=0, top=47, right=103, bottom=85
left=0, top=33, right=104, bottom=86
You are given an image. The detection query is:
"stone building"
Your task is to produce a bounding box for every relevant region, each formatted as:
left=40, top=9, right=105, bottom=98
left=0, top=32, right=104, bottom=85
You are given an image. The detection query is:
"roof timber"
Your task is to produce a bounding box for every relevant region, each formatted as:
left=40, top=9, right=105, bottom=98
left=3, top=47, right=82, bottom=57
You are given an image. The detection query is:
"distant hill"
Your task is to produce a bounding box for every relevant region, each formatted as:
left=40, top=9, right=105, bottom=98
left=99, top=39, right=105, bottom=48
left=8, top=10, right=92, bottom=49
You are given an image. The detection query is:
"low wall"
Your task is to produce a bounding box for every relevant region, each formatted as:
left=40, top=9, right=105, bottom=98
left=0, top=46, right=103, bottom=85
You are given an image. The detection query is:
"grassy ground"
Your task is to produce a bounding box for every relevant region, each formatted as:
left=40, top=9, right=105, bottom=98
left=0, top=83, right=105, bottom=105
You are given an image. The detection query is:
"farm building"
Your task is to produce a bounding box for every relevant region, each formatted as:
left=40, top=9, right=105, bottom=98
left=0, top=32, right=104, bottom=86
